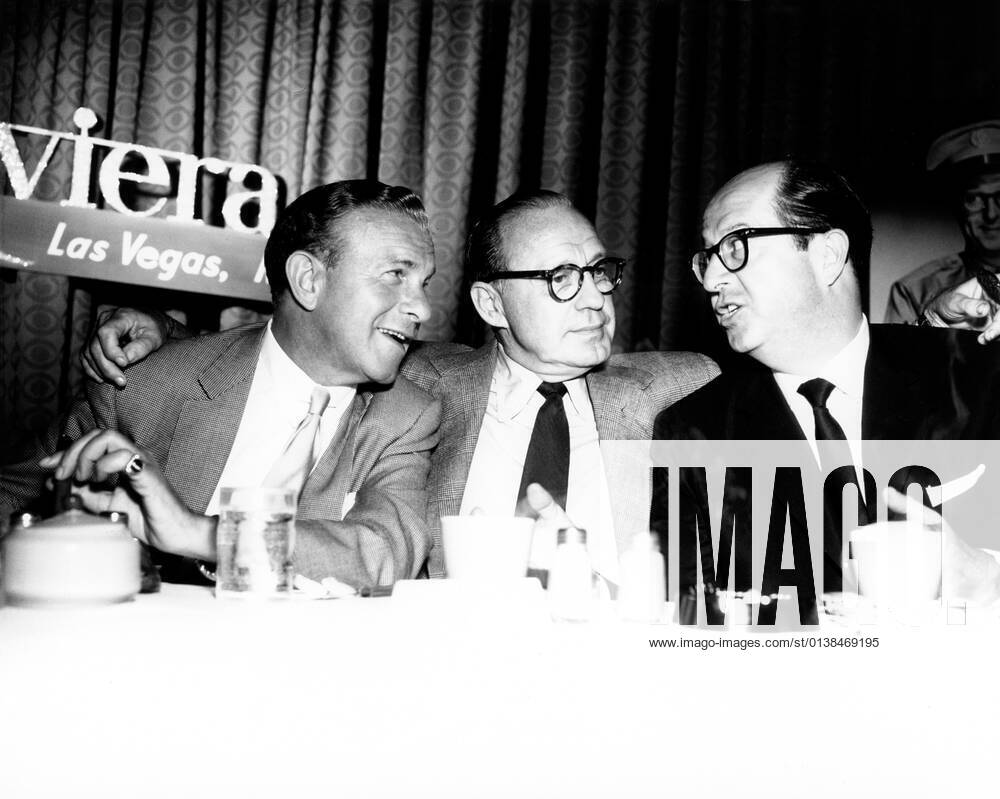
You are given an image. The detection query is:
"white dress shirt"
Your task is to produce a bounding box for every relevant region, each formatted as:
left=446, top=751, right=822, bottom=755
left=772, top=317, right=869, bottom=473
left=205, top=323, right=356, bottom=515
left=459, top=345, right=619, bottom=584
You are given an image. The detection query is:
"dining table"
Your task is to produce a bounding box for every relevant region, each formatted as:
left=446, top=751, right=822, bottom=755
left=1, top=580, right=996, bottom=798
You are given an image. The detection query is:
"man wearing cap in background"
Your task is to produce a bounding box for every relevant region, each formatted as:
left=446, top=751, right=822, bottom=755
left=885, top=120, right=1000, bottom=339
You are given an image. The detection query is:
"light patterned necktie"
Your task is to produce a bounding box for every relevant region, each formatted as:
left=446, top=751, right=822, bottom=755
left=263, top=386, right=330, bottom=497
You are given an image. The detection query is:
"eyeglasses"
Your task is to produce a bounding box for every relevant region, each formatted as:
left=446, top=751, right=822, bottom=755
left=962, top=191, right=1000, bottom=214
left=691, top=227, right=828, bottom=284
left=481, top=256, right=625, bottom=302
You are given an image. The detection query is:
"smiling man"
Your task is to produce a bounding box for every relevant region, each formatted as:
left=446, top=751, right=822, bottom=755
left=0, top=180, right=441, bottom=589
left=886, top=121, right=1000, bottom=330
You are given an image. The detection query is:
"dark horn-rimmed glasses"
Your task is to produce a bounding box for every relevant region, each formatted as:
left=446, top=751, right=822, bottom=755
left=481, top=256, right=625, bottom=302
left=691, top=227, right=828, bottom=284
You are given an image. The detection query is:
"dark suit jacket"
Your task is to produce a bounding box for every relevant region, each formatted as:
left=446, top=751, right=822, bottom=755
left=0, top=324, right=441, bottom=588
left=655, top=324, right=1000, bottom=442
left=403, top=341, right=720, bottom=577
left=652, top=323, right=1000, bottom=607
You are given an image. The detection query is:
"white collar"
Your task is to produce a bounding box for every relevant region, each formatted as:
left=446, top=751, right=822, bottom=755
left=773, top=316, right=869, bottom=400
left=260, top=321, right=356, bottom=409
left=491, top=343, right=588, bottom=422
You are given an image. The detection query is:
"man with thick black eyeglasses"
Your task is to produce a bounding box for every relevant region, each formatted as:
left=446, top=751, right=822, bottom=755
left=406, top=190, right=716, bottom=581
left=653, top=158, right=1000, bottom=612
left=479, top=256, right=625, bottom=302
left=690, top=226, right=828, bottom=284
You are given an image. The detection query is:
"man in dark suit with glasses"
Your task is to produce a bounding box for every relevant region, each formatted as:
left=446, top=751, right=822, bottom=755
left=653, top=159, right=1000, bottom=614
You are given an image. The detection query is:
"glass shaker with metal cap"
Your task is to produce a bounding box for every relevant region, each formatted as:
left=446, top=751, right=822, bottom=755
left=2, top=512, right=42, bottom=606
left=547, top=526, right=593, bottom=621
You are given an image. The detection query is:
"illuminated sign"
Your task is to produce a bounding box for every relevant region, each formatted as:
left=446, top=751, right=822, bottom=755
left=0, top=107, right=279, bottom=302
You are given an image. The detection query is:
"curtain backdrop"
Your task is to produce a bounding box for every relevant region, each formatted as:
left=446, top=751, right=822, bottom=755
left=3, top=0, right=1000, bottom=443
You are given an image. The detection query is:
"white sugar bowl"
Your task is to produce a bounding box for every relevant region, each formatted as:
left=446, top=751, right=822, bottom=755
left=2, top=499, right=141, bottom=606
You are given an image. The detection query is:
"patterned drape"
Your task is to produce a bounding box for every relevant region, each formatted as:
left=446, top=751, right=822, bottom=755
left=3, top=0, right=1000, bottom=444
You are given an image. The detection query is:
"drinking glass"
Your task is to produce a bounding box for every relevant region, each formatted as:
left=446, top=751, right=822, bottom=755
left=216, top=487, right=296, bottom=598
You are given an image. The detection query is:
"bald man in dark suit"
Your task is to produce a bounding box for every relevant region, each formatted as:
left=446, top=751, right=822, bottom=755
left=654, top=159, right=1000, bottom=615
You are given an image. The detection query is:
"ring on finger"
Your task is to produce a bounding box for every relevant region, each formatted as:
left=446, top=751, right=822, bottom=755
left=124, top=453, right=144, bottom=476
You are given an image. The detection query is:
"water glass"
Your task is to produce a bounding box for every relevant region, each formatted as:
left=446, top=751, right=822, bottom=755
left=216, top=487, right=296, bottom=598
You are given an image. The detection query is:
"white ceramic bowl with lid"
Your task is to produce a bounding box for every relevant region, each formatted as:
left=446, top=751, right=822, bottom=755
left=2, top=501, right=141, bottom=605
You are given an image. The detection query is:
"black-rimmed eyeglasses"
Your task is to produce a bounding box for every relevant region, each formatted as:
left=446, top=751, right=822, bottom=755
left=481, top=256, right=625, bottom=302
left=690, top=227, right=828, bottom=284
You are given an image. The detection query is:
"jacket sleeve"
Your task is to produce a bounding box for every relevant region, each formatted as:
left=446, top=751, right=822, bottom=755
left=884, top=280, right=922, bottom=324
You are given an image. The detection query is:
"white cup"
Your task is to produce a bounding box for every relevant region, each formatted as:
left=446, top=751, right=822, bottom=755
left=849, top=523, right=942, bottom=607
left=440, top=515, right=534, bottom=581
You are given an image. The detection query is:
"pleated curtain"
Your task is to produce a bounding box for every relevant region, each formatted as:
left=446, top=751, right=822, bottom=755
left=2, top=0, right=999, bottom=443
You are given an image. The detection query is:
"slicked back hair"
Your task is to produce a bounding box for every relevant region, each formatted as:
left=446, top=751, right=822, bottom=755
left=774, top=160, right=872, bottom=281
left=466, top=189, right=574, bottom=280
left=263, top=179, right=430, bottom=301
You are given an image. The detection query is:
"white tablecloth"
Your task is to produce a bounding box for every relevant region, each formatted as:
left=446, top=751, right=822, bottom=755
left=0, top=583, right=996, bottom=798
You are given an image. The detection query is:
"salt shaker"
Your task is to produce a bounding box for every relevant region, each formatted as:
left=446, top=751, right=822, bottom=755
left=548, top=526, right=592, bottom=621
left=617, top=531, right=666, bottom=622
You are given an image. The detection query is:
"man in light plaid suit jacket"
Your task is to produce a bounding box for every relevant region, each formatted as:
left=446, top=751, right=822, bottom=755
left=402, top=191, right=718, bottom=578
left=1, top=181, right=441, bottom=589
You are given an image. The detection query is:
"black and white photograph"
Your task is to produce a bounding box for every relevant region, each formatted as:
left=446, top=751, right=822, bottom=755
left=2, top=1, right=999, bottom=796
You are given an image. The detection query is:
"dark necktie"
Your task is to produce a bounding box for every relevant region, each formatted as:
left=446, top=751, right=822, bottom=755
left=516, top=381, right=570, bottom=514
left=797, top=377, right=859, bottom=490
left=797, top=377, right=871, bottom=594
left=797, top=378, right=848, bottom=445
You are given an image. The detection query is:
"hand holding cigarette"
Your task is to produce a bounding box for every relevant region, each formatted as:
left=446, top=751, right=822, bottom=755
left=38, top=429, right=216, bottom=561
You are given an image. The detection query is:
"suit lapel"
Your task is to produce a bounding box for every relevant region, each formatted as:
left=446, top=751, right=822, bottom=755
left=164, top=328, right=263, bottom=513
left=731, top=368, right=806, bottom=440
left=430, top=344, right=496, bottom=517
left=588, top=366, right=649, bottom=441
left=587, top=367, right=653, bottom=558
left=298, top=391, right=369, bottom=520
